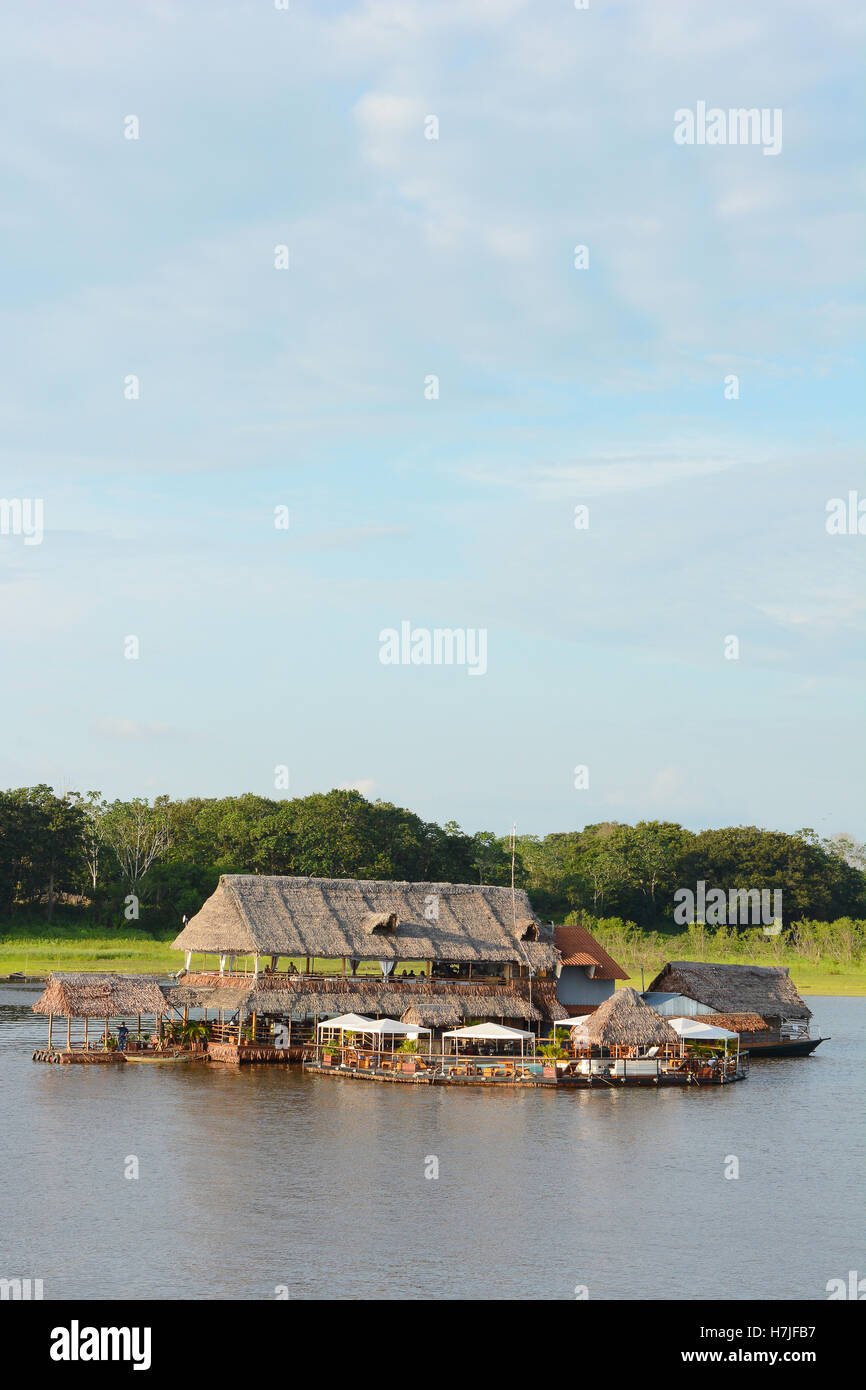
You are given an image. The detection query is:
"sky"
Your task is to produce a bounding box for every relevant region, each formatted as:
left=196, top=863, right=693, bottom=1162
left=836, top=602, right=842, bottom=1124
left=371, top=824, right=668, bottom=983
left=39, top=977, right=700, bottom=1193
left=1, top=0, right=864, bottom=840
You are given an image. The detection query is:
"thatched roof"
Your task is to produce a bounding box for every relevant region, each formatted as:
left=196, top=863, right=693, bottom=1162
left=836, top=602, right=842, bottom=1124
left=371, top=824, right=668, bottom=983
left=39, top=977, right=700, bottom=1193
left=580, top=988, right=680, bottom=1047
left=362, top=911, right=397, bottom=934
left=171, top=876, right=558, bottom=968
left=162, top=981, right=252, bottom=1011
left=697, top=1012, right=769, bottom=1033
left=400, top=1001, right=464, bottom=1028
left=646, top=962, right=811, bottom=1022
left=162, top=973, right=566, bottom=1023
left=32, top=973, right=169, bottom=1019
left=554, top=925, right=628, bottom=980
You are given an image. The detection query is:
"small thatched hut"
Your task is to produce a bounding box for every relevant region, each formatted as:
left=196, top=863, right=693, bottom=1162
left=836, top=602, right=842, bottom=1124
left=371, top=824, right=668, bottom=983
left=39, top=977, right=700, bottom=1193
left=33, top=972, right=169, bottom=1053
left=580, top=988, right=680, bottom=1050
left=33, top=972, right=168, bottom=1020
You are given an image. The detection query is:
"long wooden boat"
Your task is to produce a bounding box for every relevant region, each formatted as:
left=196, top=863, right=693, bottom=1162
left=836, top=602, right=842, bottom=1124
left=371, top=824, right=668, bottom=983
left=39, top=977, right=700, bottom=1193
left=743, top=1035, right=828, bottom=1058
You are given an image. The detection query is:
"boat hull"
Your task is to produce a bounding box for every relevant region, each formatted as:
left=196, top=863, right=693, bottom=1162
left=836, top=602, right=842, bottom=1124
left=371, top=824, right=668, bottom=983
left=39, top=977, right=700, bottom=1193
left=744, top=1037, right=827, bottom=1058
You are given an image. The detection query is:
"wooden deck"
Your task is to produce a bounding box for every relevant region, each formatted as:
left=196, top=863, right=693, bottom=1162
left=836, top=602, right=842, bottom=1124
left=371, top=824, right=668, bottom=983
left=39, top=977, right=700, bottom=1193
left=304, top=1061, right=748, bottom=1088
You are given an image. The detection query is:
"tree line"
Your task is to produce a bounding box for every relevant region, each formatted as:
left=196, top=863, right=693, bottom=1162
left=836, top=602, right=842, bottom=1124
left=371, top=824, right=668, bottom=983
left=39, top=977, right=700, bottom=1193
left=0, top=784, right=863, bottom=932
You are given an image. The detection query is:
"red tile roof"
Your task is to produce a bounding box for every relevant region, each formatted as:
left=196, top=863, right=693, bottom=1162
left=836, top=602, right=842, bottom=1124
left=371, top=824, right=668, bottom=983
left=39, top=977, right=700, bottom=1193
left=554, top=924, right=628, bottom=981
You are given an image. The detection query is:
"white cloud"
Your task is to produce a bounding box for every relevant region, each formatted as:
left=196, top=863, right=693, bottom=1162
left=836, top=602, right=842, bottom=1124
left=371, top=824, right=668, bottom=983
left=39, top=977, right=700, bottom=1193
left=337, top=779, right=377, bottom=797
left=91, top=718, right=176, bottom=741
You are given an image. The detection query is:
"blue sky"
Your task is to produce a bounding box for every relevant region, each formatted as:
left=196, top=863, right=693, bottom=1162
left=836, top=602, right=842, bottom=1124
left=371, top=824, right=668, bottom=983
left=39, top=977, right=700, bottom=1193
left=1, top=0, right=864, bottom=839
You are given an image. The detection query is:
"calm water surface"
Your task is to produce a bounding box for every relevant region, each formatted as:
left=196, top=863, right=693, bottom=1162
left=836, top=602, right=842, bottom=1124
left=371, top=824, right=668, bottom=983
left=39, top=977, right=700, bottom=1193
left=1, top=988, right=862, bottom=1301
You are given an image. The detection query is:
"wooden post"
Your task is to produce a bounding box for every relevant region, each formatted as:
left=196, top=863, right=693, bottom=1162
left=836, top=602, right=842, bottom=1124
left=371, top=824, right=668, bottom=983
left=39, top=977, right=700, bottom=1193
left=84, top=1017, right=89, bottom=1049
left=48, top=1012, right=53, bottom=1049
left=251, top=1011, right=257, bottom=1043
left=66, top=1015, right=71, bottom=1052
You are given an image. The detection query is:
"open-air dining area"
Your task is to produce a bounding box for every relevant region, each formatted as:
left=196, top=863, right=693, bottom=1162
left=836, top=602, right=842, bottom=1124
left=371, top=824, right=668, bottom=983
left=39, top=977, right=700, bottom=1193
left=546, top=991, right=748, bottom=1084
left=309, top=1016, right=544, bottom=1083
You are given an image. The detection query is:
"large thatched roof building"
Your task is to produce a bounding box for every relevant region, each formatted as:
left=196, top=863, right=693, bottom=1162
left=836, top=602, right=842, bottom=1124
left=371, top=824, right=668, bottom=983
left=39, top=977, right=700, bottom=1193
left=646, top=962, right=811, bottom=1025
left=171, top=874, right=559, bottom=971
left=33, top=972, right=169, bottom=1019
left=579, top=988, right=680, bottom=1048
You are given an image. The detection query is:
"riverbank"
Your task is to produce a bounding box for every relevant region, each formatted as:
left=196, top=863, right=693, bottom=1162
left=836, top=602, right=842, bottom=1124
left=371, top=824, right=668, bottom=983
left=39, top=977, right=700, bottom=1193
left=2, top=920, right=865, bottom=994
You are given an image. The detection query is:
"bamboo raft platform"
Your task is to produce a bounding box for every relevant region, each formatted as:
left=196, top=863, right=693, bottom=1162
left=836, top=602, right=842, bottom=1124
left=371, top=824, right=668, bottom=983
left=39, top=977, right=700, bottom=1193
left=32, top=1048, right=126, bottom=1065
left=32, top=1047, right=207, bottom=1065
left=207, top=1041, right=305, bottom=1065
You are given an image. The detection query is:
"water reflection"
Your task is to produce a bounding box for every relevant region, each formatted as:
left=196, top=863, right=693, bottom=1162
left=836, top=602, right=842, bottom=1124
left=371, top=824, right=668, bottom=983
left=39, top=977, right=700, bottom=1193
left=1, top=988, right=862, bottom=1300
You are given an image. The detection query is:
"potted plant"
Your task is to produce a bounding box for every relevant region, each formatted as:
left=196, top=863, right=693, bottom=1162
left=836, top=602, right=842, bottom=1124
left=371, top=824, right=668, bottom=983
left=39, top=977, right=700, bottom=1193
left=537, top=1041, right=566, bottom=1077
left=397, top=1037, right=420, bottom=1073
left=180, top=1021, right=210, bottom=1052
left=322, top=1041, right=341, bottom=1067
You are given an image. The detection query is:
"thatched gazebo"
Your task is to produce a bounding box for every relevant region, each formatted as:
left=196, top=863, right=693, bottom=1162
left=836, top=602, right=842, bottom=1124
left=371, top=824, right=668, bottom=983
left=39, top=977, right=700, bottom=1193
left=579, top=987, right=680, bottom=1052
left=33, top=973, right=169, bottom=1056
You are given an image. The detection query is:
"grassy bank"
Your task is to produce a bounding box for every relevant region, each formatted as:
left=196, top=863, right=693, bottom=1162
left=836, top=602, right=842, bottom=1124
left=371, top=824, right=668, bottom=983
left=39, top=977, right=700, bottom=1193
left=2, top=920, right=865, bottom=995
left=622, top=963, right=866, bottom=997
left=0, top=922, right=181, bottom=975
left=0, top=922, right=425, bottom=979
left=588, top=918, right=866, bottom=997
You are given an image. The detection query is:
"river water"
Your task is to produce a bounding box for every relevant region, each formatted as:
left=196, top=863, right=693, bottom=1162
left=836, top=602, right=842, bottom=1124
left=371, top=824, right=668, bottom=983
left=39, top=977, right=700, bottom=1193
left=1, top=988, right=862, bottom=1301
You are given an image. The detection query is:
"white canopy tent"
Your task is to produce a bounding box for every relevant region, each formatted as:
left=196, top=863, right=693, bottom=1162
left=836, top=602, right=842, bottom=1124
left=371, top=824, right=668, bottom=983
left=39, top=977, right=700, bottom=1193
left=667, top=1016, right=740, bottom=1067
left=316, top=1013, right=433, bottom=1058
left=365, top=1018, right=433, bottom=1051
left=667, top=1018, right=739, bottom=1041
left=316, top=1013, right=377, bottom=1036
left=441, top=1022, right=535, bottom=1058
left=365, top=1017, right=422, bottom=1035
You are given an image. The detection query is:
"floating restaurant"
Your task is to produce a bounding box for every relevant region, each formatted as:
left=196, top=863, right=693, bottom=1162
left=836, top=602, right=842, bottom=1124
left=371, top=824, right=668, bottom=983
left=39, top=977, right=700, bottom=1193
left=29, top=875, right=816, bottom=1086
